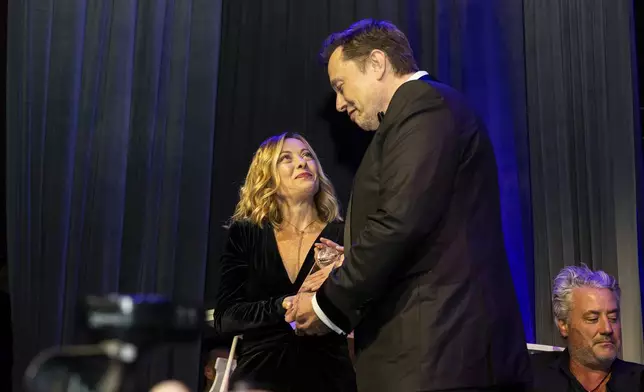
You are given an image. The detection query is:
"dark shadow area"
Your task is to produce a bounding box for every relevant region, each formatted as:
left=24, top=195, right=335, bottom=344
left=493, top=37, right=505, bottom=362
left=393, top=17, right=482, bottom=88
left=198, top=332, right=234, bottom=392
left=633, top=1, right=644, bottom=129
left=634, top=0, right=644, bottom=342
left=0, top=0, right=10, bottom=388
left=318, top=91, right=373, bottom=173
left=637, top=0, right=643, bottom=139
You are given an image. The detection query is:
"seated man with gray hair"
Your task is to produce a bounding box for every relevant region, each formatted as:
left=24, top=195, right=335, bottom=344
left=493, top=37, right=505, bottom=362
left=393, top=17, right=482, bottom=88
left=531, top=264, right=643, bottom=391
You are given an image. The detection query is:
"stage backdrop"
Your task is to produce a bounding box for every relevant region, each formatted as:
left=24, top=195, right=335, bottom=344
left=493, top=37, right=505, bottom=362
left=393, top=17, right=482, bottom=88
left=6, top=0, right=223, bottom=390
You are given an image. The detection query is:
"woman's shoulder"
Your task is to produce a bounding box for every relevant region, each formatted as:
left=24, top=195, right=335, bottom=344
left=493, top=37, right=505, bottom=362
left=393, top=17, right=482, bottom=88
left=223, top=220, right=273, bottom=254
left=226, top=220, right=268, bottom=239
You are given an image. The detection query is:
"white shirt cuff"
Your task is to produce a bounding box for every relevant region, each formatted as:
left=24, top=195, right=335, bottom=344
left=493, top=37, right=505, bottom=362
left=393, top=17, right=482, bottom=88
left=312, top=293, right=346, bottom=335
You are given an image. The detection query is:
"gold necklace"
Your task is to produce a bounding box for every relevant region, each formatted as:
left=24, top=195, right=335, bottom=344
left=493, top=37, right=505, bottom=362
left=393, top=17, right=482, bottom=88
left=282, top=219, right=318, bottom=276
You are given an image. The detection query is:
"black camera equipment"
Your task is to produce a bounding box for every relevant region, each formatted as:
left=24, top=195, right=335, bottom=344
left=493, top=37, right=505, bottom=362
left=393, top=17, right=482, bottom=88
left=24, top=293, right=202, bottom=392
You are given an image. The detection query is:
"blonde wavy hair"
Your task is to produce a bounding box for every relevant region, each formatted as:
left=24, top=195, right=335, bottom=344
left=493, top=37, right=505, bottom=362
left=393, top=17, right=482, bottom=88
left=229, top=132, right=342, bottom=228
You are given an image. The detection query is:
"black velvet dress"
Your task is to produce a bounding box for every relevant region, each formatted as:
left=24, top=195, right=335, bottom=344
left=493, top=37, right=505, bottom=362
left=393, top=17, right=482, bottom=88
left=213, top=220, right=356, bottom=392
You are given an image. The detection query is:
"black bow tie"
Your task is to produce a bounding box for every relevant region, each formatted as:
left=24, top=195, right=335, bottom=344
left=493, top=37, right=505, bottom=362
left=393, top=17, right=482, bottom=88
left=377, top=112, right=385, bottom=122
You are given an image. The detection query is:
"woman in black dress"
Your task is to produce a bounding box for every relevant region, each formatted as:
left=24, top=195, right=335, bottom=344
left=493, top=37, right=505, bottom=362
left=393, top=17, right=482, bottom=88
left=213, top=132, right=356, bottom=392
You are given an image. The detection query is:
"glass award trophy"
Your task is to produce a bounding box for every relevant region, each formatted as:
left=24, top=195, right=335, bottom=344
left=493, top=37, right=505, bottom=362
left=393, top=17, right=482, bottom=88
left=287, top=245, right=343, bottom=330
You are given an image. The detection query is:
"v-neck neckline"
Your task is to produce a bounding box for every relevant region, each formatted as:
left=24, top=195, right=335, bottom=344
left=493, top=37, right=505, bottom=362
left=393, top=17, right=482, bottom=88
left=271, top=223, right=330, bottom=288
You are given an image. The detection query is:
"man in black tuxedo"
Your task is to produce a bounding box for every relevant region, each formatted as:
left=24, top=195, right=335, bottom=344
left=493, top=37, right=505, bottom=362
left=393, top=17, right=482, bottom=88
left=531, top=265, right=644, bottom=392
left=285, top=19, right=531, bottom=391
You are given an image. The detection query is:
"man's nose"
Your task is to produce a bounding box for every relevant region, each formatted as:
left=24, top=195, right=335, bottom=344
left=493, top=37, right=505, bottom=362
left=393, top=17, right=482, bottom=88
left=336, top=93, right=347, bottom=112
left=598, top=316, right=614, bottom=335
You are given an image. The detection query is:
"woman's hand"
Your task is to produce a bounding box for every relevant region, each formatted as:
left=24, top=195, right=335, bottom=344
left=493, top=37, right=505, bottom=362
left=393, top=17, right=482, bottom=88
left=298, top=238, right=345, bottom=292
left=282, top=296, right=294, bottom=311
left=283, top=295, right=298, bottom=329
left=299, top=264, right=335, bottom=292
left=283, top=295, right=296, bottom=322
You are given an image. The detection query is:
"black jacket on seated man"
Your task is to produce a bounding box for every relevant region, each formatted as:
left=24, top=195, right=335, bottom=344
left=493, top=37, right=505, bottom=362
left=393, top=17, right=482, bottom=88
left=531, top=349, right=644, bottom=392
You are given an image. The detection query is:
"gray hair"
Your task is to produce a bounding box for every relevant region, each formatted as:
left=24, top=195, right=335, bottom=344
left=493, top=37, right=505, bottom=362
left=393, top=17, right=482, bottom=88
left=552, top=264, right=620, bottom=324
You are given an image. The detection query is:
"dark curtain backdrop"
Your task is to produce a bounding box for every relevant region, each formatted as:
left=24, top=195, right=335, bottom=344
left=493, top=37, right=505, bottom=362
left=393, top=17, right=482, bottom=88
left=0, top=0, right=9, bottom=390
left=524, top=0, right=644, bottom=363
left=638, top=0, right=644, bottom=140
left=637, top=0, right=644, bottom=358
left=206, top=0, right=536, bottom=343
left=6, top=0, right=222, bottom=390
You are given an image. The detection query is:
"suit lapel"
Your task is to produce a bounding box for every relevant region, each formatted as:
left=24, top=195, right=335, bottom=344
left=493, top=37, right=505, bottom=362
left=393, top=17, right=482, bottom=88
left=344, top=129, right=383, bottom=254
left=343, top=193, right=352, bottom=253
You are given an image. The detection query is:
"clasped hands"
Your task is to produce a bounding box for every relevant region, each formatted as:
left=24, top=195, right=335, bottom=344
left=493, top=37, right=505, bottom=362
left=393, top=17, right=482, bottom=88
left=282, top=238, right=343, bottom=335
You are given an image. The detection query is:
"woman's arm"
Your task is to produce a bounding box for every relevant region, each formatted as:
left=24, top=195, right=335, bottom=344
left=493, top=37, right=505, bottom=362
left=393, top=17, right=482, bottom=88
left=213, top=223, right=288, bottom=336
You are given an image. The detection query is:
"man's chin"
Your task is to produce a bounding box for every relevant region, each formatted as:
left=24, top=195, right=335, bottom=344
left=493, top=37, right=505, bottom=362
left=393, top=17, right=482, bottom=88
left=593, top=346, right=617, bottom=363
left=355, top=120, right=378, bottom=131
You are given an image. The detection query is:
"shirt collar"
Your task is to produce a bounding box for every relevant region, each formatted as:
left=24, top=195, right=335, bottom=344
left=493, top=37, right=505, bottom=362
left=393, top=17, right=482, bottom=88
left=377, top=71, right=429, bottom=123
left=405, top=70, right=429, bottom=82
left=556, top=348, right=626, bottom=391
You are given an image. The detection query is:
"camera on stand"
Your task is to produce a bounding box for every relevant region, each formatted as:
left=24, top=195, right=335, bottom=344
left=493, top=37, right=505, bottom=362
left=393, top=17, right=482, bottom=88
left=24, top=294, right=202, bottom=392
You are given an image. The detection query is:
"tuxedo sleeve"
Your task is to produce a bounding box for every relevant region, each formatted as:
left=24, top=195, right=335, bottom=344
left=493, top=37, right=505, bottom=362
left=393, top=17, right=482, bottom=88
left=316, top=99, right=459, bottom=333
left=212, top=223, right=288, bottom=336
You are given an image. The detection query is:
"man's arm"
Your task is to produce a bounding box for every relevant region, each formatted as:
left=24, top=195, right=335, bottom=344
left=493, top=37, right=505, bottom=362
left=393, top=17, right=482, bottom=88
left=316, top=102, right=460, bottom=333
left=311, top=293, right=345, bottom=334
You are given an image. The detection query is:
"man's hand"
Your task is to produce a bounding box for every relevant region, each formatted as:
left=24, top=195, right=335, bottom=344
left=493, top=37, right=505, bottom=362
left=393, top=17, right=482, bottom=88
left=292, top=292, right=331, bottom=336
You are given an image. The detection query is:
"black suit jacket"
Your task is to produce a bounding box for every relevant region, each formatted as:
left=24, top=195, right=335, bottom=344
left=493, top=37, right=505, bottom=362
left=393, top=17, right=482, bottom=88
left=531, top=350, right=644, bottom=392
left=316, top=77, right=532, bottom=391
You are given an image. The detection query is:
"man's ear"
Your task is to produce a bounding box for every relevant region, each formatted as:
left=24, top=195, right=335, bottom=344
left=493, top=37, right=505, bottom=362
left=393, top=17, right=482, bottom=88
left=557, top=319, right=569, bottom=338
left=368, top=49, right=387, bottom=80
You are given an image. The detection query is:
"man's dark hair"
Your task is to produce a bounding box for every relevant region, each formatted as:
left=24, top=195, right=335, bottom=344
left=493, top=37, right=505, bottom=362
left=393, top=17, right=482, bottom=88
left=319, top=19, right=419, bottom=75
